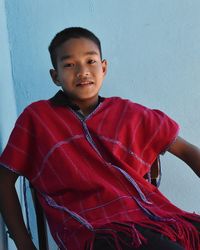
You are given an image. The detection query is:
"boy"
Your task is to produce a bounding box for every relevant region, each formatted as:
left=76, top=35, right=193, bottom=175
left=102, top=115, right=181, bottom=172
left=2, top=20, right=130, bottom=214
left=0, top=27, right=200, bottom=250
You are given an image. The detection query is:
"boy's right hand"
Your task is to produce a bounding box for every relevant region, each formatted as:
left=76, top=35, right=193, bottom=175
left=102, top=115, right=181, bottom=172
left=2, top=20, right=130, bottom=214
left=17, top=239, right=37, bottom=250
left=0, top=166, right=37, bottom=250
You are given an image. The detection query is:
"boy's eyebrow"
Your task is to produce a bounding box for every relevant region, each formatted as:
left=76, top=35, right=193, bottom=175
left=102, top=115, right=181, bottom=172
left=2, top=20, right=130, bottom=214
left=60, top=51, right=99, bottom=61
left=84, top=51, right=99, bottom=56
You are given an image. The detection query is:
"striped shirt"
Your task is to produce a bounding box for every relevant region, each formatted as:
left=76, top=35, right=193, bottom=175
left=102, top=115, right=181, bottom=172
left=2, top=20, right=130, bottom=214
left=0, top=91, right=199, bottom=250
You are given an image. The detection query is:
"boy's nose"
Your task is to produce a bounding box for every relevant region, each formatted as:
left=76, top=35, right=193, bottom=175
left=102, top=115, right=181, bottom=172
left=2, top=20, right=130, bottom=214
left=76, top=66, right=90, bottom=78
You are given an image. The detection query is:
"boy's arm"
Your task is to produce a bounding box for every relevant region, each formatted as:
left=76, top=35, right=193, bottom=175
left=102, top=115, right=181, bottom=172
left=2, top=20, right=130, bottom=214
left=168, top=136, right=200, bottom=178
left=0, top=166, right=37, bottom=250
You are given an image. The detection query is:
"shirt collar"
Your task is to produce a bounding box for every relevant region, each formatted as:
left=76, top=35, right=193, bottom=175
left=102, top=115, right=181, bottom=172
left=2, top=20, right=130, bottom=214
left=49, top=90, right=104, bottom=111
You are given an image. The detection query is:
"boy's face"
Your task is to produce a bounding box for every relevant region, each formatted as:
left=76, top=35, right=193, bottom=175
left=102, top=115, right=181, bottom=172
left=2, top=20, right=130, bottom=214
left=50, top=38, right=107, bottom=108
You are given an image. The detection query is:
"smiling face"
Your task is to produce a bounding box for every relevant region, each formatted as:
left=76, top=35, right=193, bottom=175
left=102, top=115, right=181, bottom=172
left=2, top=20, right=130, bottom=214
left=50, top=38, right=107, bottom=111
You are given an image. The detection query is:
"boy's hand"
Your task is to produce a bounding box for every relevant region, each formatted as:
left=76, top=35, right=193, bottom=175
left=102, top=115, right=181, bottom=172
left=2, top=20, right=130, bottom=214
left=0, top=166, right=37, bottom=250
left=17, top=239, right=37, bottom=250
left=168, top=136, right=200, bottom=177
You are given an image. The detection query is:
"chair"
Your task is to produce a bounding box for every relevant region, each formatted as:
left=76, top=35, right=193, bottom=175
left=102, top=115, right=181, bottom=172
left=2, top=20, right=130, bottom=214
left=29, top=184, right=49, bottom=250
left=149, top=157, right=161, bottom=186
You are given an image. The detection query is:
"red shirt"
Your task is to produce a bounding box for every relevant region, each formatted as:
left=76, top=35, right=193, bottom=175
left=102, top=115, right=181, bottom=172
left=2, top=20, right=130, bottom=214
left=0, top=91, right=199, bottom=250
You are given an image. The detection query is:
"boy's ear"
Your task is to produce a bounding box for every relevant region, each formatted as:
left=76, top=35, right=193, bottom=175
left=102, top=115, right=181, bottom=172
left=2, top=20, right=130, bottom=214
left=102, top=59, right=108, bottom=76
left=50, top=69, right=61, bottom=86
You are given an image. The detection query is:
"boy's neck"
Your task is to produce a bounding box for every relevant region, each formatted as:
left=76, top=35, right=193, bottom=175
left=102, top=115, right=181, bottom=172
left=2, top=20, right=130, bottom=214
left=50, top=90, right=104, bottom=116
left=62, top=91, right=100, bottom=115
left=71, top=97, right=99, bottom=116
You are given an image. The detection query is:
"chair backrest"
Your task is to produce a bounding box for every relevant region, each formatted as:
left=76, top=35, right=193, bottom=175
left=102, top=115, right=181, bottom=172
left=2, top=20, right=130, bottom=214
left=149, top=157, right=161, bottom=186
left=30, top=157, right=161, bottom=250
left=29, top=184, right=49, bottom=250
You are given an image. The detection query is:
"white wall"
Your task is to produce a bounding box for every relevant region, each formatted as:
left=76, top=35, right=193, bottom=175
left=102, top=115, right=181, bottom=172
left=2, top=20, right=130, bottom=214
left=0, top=0, right=17, bottom=249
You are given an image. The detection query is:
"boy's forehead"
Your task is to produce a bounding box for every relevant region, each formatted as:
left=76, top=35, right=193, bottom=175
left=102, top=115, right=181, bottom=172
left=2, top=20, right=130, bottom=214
left=56, top=38, right=101, bottom=59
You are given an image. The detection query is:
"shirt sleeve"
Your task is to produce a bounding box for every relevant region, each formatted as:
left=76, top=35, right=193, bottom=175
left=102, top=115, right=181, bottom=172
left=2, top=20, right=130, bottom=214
left=0, top=107, right=38, bottom=178
left=134, top=107, right=180, bottom=165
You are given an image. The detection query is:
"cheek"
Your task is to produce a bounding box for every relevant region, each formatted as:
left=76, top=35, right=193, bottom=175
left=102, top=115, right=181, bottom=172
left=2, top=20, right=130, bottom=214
left=93, top=66, right=104, bottom=75
left=61, top=71, right=74, bottom=80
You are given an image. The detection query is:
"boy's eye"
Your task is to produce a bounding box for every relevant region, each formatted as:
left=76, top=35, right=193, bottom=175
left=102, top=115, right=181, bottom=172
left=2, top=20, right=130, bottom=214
left=64, top=63, right=74, bottom=68
left=88, top=59, right=96, bottom=64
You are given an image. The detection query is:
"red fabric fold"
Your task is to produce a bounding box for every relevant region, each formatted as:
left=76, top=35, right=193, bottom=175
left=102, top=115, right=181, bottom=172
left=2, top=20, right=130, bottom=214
left=0, top=94, right=199, bottom=250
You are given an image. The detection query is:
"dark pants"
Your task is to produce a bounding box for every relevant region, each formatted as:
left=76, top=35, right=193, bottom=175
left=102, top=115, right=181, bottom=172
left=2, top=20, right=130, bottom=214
left=93, top=226, right=185, bottom=250
left=93, top=220, right=200, bottom=250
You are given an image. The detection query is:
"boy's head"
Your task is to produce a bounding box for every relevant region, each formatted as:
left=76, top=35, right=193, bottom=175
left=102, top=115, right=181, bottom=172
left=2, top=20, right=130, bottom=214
left=49, top=27, right=107, bottom=111
left=49, top=27, right=102, bottom=70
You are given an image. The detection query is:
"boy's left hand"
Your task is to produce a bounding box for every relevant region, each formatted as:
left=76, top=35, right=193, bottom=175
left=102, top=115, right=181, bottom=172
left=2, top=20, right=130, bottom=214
left=168, top=136, right=200, bottom=178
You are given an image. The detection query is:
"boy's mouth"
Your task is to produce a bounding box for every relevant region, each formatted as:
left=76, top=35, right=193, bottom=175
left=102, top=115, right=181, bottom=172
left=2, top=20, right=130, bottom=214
left=76, top=81, right=94, bottom=87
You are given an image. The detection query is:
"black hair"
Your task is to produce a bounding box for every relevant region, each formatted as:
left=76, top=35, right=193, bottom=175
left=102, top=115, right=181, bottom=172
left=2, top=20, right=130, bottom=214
left=48, top=27, right=102, bottom=69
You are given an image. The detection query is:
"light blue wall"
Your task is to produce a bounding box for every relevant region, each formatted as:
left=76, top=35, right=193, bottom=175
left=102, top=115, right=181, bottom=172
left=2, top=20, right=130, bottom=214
left=0, top=0, right=17, bottom=249
left=2, top=0, right=200, bottom=248
left=0, top=0, right=17, bottom=146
